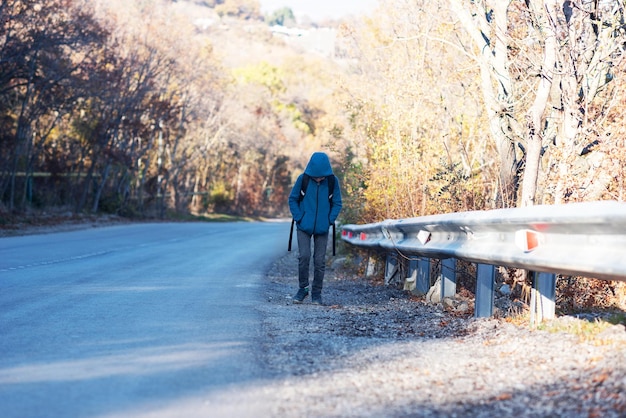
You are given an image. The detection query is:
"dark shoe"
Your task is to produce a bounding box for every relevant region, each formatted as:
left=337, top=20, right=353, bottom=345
left=311, top=293, right=323, bottom=305
left=293, top=287, right=309, bottom=303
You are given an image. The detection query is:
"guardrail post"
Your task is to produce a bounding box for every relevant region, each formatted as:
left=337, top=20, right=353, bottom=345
left=533, top=272, right=556, bottom=322
left=365, top=256, right=377, bottom=278
left=441, top=258, right=456, bottom=298
left=385, top=253, right=398, bottom=285
left=475, top=263, right=495, bottom=317
left=404, top=259, right=418, bottom=292
left=416, top=258, right=431, bottom=295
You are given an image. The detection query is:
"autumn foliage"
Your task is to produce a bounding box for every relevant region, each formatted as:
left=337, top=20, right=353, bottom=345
left=0, top=0, right=312, bottom=218
left=4, top=0, right=625, bottom=222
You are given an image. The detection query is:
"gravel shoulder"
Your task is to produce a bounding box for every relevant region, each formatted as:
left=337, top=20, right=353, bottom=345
left=258, top=251, right=626, bottom=418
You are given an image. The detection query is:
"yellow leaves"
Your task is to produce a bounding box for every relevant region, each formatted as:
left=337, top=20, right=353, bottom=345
left=274, top=101, right=311, bottom=134
left=361, top=126, right=433, bottom=219
left=231, top=61, right=286, bottom=96
left=337, top=1, right=501, bottom=221
left=209, top=180, right=233, bottom=205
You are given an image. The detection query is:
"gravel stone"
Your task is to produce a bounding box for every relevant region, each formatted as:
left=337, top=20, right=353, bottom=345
left=258, top=251, right=626, bottom=418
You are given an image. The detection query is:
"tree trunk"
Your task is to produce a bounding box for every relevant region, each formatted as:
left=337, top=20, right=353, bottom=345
left=92, top=161, right=111, bottom=213
left=450, top=0, right=521, bottom=208
left=520, top=0, right=558, bottom=207
left=77, top=149, right=98, bottom=213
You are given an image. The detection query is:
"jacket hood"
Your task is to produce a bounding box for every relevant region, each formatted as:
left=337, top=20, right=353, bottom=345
left=304, top=152, right=333, bottom=177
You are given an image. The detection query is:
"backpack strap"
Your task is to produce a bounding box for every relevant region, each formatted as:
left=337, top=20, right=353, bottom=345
left=327, top=175, right=335, bottom=202
left=298, top=174, right=310, bottom=202
left=299, top=174, right=335, bottom=202
left=288, top=218, right=295, bottom=251
left=290, top=173, right=309, bottom=252
left=327, top=175, right=336, bottom=256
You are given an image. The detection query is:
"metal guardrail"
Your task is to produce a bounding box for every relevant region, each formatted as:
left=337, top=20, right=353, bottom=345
left=341, top=201, right=626, bottom=320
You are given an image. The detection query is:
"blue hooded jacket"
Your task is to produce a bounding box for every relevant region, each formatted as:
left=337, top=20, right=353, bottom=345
left=289, top=152, right=342, bottom=235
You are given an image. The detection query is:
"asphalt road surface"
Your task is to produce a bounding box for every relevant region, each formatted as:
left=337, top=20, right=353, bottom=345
left=0, top=221, right=289, bottom=417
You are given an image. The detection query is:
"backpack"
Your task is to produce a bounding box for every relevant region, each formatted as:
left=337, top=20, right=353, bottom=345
left=288, top=174, right=337, bottom=255
left=299, top=174, right=335, bottom=203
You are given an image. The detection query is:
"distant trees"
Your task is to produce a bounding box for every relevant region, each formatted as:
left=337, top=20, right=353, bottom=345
left=0, top=0, right=301, bottom=217
left=213, top=0, right=262, bottom=19
left=266, top=7, right=296, bottom=26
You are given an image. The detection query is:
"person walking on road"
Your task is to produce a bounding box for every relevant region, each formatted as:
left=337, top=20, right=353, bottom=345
left=288, top=152, right=342, bottom=305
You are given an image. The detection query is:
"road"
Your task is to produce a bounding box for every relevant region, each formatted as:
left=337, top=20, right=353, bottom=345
left=0, top=221, right=289, bottom=417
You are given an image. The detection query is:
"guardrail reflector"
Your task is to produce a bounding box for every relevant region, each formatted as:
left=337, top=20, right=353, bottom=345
left=417, top=230, right=432, bottom=245
left=342, top=230, right=347, bottom=237
left=515, top=229, right=541, bottom=252
left=360, top=232, right=367, bottom=240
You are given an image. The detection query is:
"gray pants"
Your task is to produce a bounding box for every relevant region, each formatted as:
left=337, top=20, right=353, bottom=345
left=297, top=229, right=328, bottom=295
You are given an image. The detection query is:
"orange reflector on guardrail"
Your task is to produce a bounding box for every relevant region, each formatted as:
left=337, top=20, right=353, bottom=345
left=515, top=229, right=541, bottom=252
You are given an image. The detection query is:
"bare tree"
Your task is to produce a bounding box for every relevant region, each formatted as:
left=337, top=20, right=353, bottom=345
left=449, top=0, right=626, bottom=207
left=0, top=0, right=108, bottom=210
left=449, top=0, right=522, bottom=207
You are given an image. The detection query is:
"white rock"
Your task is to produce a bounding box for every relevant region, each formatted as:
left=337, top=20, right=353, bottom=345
left=456, top=301, right=470, bottom=313
left=426, top=277, right=442, bottom=303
